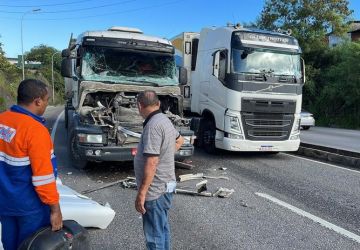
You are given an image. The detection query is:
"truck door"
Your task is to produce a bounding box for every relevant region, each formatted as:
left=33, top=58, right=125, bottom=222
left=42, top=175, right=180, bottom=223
left=209, top=49, right=227, bottom=109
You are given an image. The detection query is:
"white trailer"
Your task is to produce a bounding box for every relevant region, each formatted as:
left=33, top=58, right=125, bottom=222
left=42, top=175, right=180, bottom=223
left=171, top=24, right=305, bottom=153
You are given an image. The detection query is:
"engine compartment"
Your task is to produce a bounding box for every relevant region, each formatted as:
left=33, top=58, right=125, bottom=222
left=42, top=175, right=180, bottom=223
left=78, top=91, right=190, bottom=146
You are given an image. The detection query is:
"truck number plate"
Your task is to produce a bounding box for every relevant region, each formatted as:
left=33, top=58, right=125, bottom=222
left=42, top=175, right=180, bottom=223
left=260, top=145, right=273, bottom=151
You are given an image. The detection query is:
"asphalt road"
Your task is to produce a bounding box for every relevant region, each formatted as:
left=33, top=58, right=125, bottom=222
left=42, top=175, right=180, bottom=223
left=300, top=126, right=360, bottom=153
left=46, top=106, right=360, bottom=250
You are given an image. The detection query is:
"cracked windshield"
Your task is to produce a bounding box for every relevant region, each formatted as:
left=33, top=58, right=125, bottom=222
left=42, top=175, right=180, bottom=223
left=81, top=46, right=178, bottom=86
left=232, top=49, right=301, bottom=78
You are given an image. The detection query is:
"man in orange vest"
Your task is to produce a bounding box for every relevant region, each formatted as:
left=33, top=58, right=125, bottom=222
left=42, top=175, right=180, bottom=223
left=0, top=79, right=62, bottom=250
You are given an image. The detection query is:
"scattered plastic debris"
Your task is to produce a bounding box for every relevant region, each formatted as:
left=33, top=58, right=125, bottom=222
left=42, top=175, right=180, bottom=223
left=212, top=188, right=234, bottom=198
left=175, top=161, right=194, bottom=170
left=179, top=173, right=229, bottom=182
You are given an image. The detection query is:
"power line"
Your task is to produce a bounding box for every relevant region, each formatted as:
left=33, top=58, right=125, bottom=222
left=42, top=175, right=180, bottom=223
left=0, top=0, right=137, bottom=14
left=0, top=0, right=92, bottom=8
left=0, top=0, right=185, bottom=20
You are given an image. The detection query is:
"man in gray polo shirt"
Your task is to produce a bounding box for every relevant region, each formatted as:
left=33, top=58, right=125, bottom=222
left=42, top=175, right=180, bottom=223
left=134, top=90, right=184, bottom=250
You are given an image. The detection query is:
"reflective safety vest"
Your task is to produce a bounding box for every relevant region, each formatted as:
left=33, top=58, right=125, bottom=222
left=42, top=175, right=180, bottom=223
left=0, top=105, right=59, bottom=216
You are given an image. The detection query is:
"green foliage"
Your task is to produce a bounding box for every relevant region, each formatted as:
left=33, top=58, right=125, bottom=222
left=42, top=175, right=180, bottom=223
left=258, top=0, right=359, bottom=129
left=0, top=44, right=64, bottom=108
left=258, top=0, right=352, bottom=54
left=26, top=44, right=61, bottom=68
left=25, top=44, right=64, bottom=103
left=313, top=42, right=360, bottom=128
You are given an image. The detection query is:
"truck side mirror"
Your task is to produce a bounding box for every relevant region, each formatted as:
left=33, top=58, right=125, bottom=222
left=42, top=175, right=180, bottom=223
left=62, top=49, right=70, bottom=58
left=61, top=58, right=73, bottom=77
left=179, top=67, right=187, bottom=85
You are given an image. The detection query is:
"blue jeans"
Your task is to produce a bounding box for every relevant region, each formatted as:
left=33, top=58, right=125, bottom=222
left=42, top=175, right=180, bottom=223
left=143, top=193, right=173, bottom=250
left=0, top=207, right=50, bottom=250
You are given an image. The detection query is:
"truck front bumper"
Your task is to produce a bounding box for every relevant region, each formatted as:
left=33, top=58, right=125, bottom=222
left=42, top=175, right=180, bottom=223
left=77, top=145, right=136, bottom=162
left=216, top=137, right=300, bottom=152
left=77, top=144, right=194, bottom=163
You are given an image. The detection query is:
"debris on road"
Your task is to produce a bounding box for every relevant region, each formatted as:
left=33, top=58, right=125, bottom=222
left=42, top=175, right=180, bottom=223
left=196, top=180, right=208, bottom=193
left=82, top=177, right=135, bottom=194
left=212, top=187, right=234, bottom=198
left=175, top=188, right=213, bottom=197
left=57, top=179, right=116, bottom=229
left=179, top=173, right=229, bottom=182
left=219, top=167, right=227, bottom=171
left=175, top=160, right=194, bottom=170
left=120, top=177, right=137, bottom=189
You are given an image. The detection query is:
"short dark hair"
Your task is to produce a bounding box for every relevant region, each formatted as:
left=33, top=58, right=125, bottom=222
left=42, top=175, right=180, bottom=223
left=137, top=90, right=159, bottom=108
left=17, top=79, right=48, bottom=105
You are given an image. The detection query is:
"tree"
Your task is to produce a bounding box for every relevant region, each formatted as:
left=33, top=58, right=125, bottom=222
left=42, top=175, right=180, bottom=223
left=25, top=45, right=64, bottom=103
left=26, top=44, right=61, bottom=69
left=257, top=0, right=353, bottom=53
left=314, top=42, right=360, bottom=128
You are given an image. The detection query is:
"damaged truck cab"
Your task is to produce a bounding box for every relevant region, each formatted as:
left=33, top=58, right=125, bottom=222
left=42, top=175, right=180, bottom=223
left=61, top=27, right=194, bottom=169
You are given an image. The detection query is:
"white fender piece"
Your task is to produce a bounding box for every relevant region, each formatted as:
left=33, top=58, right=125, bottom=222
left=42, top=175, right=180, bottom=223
left=0, top=180, right=116, bottom=250
left=57, top=179, right=116, bottom=229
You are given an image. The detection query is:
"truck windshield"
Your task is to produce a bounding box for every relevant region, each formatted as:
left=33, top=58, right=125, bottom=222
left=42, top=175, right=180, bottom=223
left=81, top=46, right=178, bottom=86
left=231, top=48, right=301, bottom=79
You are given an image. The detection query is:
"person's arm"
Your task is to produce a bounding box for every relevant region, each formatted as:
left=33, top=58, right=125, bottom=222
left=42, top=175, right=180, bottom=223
left=175, top=135, right=184, bottom=151
left=135, top=155, right=159, bottom=214
left=28, top=126, right=62, bottom=231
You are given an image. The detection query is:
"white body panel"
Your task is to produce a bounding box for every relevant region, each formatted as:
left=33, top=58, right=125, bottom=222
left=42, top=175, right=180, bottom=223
left=171, top=32, right=200, bottom=110
left=0, top=180, right=116, bottom=248
left=57, top=179, right=116, bottom=229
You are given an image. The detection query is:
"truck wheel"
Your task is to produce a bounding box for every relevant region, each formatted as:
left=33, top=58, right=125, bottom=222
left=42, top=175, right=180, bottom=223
left=68, top=130, right=88, bottom=169
left=302, top=126, right=310, bottom=130
left=202, top=120, right=216, bottom=154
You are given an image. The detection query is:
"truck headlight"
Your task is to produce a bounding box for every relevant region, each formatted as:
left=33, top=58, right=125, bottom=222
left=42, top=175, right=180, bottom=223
left=182, top=135, right=196, bottom=146
left=293, top=118, right=300, bottom=133
left=225, top=115, right=242, bottom=133
left=78, top=133, right=104, bottom=144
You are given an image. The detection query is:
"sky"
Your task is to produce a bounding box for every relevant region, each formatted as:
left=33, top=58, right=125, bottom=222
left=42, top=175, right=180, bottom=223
left=0, top=0, right=360, bottom=58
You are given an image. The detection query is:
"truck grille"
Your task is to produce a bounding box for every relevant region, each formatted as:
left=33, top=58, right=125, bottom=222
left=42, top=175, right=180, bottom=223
left=241, top=113, right=293, bottom=140
left=241, top=113, right=294, bottom=141
left=240, top=98, right=296, bottom=141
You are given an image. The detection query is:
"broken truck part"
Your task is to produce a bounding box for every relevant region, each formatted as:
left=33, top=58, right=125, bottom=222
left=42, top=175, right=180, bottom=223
left=178, top=173, right=230, bottom=182
left=61, top=26, right=195, bottom=169
left=57, top=179, right=116, bottom=229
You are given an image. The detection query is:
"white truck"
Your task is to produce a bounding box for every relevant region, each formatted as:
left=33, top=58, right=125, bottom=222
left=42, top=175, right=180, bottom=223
left=61, top=27, right=194, bottom=169
left=171, top=24, right=305, bottom=153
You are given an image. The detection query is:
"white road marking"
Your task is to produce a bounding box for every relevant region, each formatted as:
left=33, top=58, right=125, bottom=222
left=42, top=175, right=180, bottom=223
left=283, top=153, right=360, bottom=174
left=51, top=110, right=64, bottom=141
left=256, top=192, right=360, bottom=244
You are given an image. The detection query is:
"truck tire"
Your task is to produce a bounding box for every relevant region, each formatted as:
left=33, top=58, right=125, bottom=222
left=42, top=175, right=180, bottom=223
left=302, top=126, right=310, bottom=130
left=68, top=130, right=88, bottom=169
left=202, top=120, right=216, bottom=154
